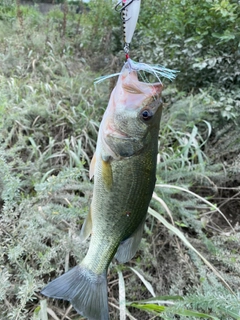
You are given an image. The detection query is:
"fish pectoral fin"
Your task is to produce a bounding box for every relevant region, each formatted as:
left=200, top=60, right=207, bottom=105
left=101, top=158, right=113, bottom=191
left=115, top=218, right=145, bottom=263
left=89, top=153, right=96, bottom=180
left=79, top=207, right=92, bottom=242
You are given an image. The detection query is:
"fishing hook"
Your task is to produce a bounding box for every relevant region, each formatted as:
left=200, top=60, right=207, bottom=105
left=115, top=0, right=135, bottom=13
left=115, top=0, right=138, bottom=20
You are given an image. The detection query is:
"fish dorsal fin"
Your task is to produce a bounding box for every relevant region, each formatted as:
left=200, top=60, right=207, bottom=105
left=115, top=218, right=145, bottom=263
left=89, top=153, right=96, bottom=180
left=79, top=207, right=92, bottom=242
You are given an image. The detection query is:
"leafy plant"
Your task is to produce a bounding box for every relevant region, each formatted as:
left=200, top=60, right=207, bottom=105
left=136, top=0, right=240, bottom=91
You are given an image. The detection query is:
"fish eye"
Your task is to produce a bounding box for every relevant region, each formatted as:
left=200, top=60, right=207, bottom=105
left=141, top=109, right=153, bottom=121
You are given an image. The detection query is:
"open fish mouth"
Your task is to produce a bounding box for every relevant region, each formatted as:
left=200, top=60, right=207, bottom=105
left=108, top=130, right=130, bottom=139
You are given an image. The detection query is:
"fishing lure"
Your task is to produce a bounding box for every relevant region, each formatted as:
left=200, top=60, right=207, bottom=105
left=115, top=0, right=141, bottom=56
left=96, top=0, right=178, bottom=84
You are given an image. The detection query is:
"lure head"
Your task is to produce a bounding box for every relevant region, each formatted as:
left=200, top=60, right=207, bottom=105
left=99, top=63, right=163, bottom=159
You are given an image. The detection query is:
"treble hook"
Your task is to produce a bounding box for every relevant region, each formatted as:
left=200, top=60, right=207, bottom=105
left=115, top=0, right=135, bottom=13
left=116, top=0, right=135, bottom=22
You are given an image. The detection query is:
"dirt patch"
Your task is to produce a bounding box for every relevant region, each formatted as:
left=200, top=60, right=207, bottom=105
left=210, top=176, right=240, bottom=232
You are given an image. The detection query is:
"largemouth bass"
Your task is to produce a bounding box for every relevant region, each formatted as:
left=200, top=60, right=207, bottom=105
left=41, top=62, right=163, bottom=320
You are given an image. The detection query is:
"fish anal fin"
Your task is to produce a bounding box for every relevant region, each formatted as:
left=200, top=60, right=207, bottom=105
left=79, top=207, right=92, bottom=242
left=115, top=218, right=145, bottom=263
left=41, top=266, right=108, bottom=320
left=101, top=158, right=113, bottom=191
left=89, top=153, right=96, bottom=180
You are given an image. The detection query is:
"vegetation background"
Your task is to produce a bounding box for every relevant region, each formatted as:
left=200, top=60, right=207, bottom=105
left=0, top=0, right=240, bottom=319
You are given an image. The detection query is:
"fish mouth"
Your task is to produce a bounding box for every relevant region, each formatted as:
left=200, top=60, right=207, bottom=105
left=109, top=131, right=129, bottom=139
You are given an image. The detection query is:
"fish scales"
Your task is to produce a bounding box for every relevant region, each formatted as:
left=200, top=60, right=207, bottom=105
left=41, top=63, right=163, bottom=320
left=85, top=147, right=159, bottom=274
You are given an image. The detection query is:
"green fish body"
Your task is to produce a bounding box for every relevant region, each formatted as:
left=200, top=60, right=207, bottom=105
left=41, top=64, right=163, bottom=320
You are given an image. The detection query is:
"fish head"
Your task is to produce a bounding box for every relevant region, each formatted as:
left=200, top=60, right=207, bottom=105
left=100, top=65, right=163, bottom=159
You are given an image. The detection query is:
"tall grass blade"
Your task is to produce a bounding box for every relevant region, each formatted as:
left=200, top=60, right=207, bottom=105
left=155, top=184, right=235, bottom=232
left=46, top=308, right=60, bottom=320
left=129, top=302, right=165, bottom=313
left=148, top=206, right=234, bottom=294
left=129, top=301, right=220, bottom=319
left=118, top=269, right=126, bottom=320
left=134, top=295, right=183, bottom=304
left=129, top=267, right=156, bottom=297
left=40, top=300, right=48, bottom=320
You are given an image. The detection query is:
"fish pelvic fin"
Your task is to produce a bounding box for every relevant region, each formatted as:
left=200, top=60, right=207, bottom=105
left=115, top=218, right=145, bottom=263
left=41, top=266, right=109, bottom=320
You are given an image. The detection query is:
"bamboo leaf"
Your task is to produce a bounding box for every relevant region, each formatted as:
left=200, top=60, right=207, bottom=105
left=175, top=308, right=219, bottom=319
left=130, top=302, right=165, bottom=313
left=131, top=295, right=183, bottom=304
left=130, top=302, right=220, bottom=319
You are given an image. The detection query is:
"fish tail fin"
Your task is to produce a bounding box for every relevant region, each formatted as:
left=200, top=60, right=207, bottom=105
left=41, top=265, right=109, bottom=320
